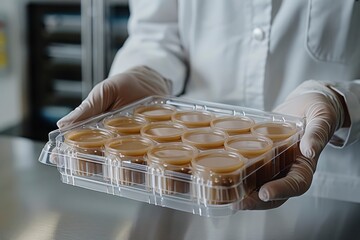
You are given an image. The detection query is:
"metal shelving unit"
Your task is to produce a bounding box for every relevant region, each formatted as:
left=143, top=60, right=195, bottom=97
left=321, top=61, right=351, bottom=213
left=1, top=0, right=129, bottom=141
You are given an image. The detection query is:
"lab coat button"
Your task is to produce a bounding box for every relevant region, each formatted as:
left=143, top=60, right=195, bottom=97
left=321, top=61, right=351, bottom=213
left=253, top=28, right=265, bottom=41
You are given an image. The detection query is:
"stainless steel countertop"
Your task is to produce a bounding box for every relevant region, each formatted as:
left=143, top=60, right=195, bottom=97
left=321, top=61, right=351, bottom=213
left=0, top=136, right=359, bottom=240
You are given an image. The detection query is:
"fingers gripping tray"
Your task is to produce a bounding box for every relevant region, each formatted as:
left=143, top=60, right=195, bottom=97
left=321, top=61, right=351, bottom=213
left=39, top=96, right=304, bottom=217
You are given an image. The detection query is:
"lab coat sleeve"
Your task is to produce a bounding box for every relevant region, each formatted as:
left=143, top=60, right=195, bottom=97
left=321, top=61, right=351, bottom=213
left=329, top=80, right=360, bottom=148
left=108, top=0, right=187, bottom=96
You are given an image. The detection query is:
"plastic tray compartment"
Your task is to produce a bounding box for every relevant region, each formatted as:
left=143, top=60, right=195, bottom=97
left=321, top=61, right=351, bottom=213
left=39, top=96, right=305, bottom=217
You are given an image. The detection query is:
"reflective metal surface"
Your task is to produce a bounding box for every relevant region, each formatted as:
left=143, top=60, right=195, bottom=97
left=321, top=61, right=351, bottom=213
left=0, top=136, right=359, bottom=240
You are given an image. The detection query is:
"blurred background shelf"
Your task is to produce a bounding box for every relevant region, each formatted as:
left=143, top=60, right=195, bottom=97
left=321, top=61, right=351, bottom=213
left=0, top=0, right=130, bottom=142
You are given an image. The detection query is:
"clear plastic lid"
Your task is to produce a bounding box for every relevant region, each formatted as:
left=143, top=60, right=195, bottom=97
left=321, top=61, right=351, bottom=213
left=134, top=104, right=176, bottom=121
left=103, top=115, right=148, bottom=135
left=251, top=122, right=297, bottom=142
left=192, top=150, right=245, bottom=174
left=211, top=116, right=255, bottom=135
left=147, top=143, right=198, bottom=166
left=224, top=135, right=273, bottom=158
left=141, top=122, right=186, bottom=142
left=105, top=136, right=154, bottom=157
left=172, top=110, right=214, bottom=128
left=182, top=129, right=227, bottom=150
left=64, top=128, right=114, bottom=149
left=39, top=96, right=305, bottom=217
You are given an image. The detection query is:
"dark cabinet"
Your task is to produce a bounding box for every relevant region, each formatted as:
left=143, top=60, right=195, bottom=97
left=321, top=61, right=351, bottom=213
left=27, top=2, right=82, bottom=139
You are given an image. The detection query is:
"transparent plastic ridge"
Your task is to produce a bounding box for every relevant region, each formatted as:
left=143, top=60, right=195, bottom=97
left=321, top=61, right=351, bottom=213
left=39, top=95, right=305, bottom=217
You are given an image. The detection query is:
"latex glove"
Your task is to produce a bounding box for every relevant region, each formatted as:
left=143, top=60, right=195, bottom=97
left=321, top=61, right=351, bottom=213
left=243, top=80, right=347, bottom=210
left=57, top=66, right=172, bottom=128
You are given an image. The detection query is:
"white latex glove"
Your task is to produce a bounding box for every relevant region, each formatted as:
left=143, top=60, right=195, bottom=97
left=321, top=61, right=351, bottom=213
left=243, top=80, right=347, bottom=210
left=57, top=66, right=172, bottom=128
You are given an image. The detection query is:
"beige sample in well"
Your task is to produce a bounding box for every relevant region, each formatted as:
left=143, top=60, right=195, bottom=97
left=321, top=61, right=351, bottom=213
left=182, top=129, right=227, bottom=150
left=103, top=115, right=148, bottom=135
left=251, top=122, right=298, bottom=177
left=147, top=143, right=197, bottom=194
left=172, top=110, right=214, bottom=128
left=141, top=122, right=186, bottom=143
left=225, top=135, right=274, bottom=190
left=211, top=116, right=255, bottom=135
left=192, top=150, right=246, bottom=204
left=134, top=104, right=176, bottom=122
left=64, top=128, right=115, bottom=176
left=105, top=135, right=154, bottom=185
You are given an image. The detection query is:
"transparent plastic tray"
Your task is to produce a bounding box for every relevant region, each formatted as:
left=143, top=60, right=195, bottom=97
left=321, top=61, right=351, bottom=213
left=39, top=96, right=305, bottom=217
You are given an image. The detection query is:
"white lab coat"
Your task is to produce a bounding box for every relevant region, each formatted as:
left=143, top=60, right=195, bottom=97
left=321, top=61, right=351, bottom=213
left=109, top=0, right=360, bottom=203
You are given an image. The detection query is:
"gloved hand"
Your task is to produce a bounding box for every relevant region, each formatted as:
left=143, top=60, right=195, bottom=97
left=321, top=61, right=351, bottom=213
left=57, top=66, right=172, bottom=128
left=243, top=80, right=347, bottom=210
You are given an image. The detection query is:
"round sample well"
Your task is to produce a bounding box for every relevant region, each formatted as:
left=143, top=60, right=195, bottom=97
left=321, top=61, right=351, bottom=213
left=103, top=115, right=148, bottom=135
left=251, top=122, right=298, bottom=180
left=141, top=122, right=186, bottom=143
left=147, top=143, right=197, bottom=194
left=105, top=136, right=154, bottom=185
left=225, top=135, right=274, bottom=190
left=211, top=116, right=254, bottom=135
left=172, top=110, right=214, bottom=128
left=64, top=128, right=115, bottom=176
left=134, top=104, right=176, bottom=122
left=182, top=129, right=227, bottom=150
left=192, top=150, right=246, bottom=204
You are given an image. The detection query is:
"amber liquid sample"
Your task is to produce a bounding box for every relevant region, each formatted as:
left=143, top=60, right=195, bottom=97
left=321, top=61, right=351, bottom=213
left=172, top=110, right=214, bottom=128
left=134, top=104, right=176, bottom=122
left=211, top=116, right=255, bottom=135
left=192, top=150, right=245, bottom=204
left=275, top=136, right=299, bottom=177
left=64, top=128, right=114, bottom=177
left=182, top=129, right=227, bottom=150
left=251, top=122, right=297, bottom=179
left=147, top=143, right=197, bottom=195
left=103, top=115, right=148, bottom=135
left=225, top=135, right=274, bottom=190
left=141, top=122, right=186, bottom=143
left=105, top=136, right=154, bottom=186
